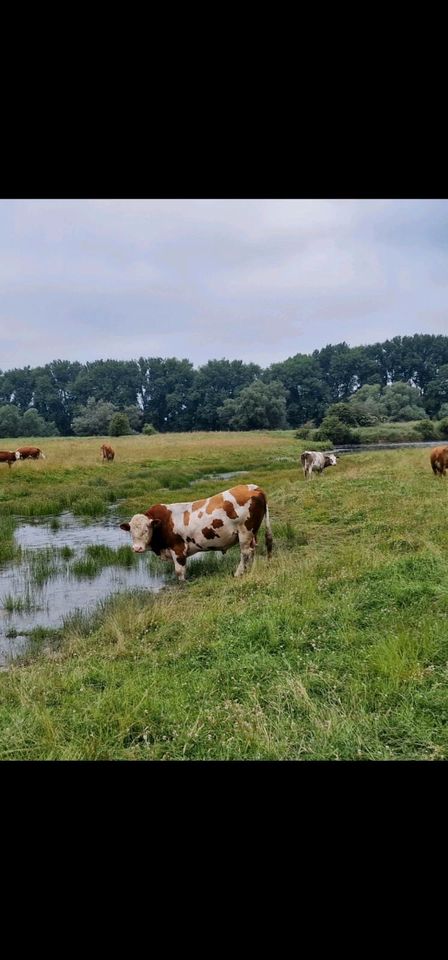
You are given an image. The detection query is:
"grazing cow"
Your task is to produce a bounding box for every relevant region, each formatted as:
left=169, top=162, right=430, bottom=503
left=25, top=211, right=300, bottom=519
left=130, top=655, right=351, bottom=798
left=101, top=444, right=115, bottom=461
left=120, top=483, right=273, bottom=581
left=0, top=450, right=17, bottom=469
left=15, top=446, right=46, bottom=460
left=430, top=445, right=448, bottom=476
left=301, top=450, right=337, bottom=479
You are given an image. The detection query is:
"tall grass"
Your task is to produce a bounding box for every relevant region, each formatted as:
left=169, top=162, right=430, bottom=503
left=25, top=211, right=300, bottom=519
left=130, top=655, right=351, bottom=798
left=70, top=545, right=136, bottom=578
left=0, top=516, right=20, bottom=567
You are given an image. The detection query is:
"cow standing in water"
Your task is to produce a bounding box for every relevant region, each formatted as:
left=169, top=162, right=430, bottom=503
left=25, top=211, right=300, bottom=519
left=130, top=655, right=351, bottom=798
left=430, top=446, right=448, bottom=476
left=301, top=450, right=337, bottom=479
left=120, top=483, right=273, bottom=581
left=101, top=444, right=115, bottom=461
left=0, top=451, right=18, bottom=469
left=15, top=446, right=46, bottom=460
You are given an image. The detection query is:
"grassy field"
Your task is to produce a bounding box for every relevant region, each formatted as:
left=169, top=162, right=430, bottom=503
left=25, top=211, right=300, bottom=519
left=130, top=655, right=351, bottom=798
left=0, top=431, right=447, bottom=760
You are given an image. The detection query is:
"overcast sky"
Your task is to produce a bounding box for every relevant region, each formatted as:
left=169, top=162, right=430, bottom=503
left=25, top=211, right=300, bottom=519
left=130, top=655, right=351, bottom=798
left=1, top=198, right=448, bottom=371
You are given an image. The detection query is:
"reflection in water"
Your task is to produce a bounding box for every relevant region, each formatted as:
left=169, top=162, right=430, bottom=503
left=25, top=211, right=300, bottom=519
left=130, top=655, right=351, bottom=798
left=0, top=513, right=165, bottom=666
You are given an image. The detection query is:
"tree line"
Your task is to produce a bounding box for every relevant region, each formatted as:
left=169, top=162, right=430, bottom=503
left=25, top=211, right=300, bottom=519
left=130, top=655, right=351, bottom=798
left=1, top=334, right=448, bottom=437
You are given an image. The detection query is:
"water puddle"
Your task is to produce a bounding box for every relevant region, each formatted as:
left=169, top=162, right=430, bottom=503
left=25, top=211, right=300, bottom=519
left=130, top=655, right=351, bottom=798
left=0, top=512, right=165, bottom=666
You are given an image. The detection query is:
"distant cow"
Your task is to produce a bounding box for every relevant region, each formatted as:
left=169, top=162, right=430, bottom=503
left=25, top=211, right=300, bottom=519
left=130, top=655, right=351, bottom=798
left=301, top=450, right=337, bottom=479
left=120, top=483, right=273, bottom=581
left=430, top=445, right=448, bottom=476
left=101, top=444, right=115, bottom=461
left=15, top=446, right=46, bottom=460
left=0, top=450, right=18, bottom=469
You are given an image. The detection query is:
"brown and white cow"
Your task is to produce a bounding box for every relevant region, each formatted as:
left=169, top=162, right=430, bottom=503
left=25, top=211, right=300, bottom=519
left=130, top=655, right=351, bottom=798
left=101, top=444, right=115, bottom=461
left=120, top=483, right=273, bottom=581
left=15, top=446, right=46, bottom=460
left=0, top=450, right=17, bottom=469
left=301, top=450, right=337, bottom=479
left=430, top=445, right=448, bottom=476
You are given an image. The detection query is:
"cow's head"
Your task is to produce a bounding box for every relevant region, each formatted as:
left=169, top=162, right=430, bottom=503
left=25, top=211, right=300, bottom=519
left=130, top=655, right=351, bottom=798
left=324, top=454, right=338, bottom=468
left=14, top=451, right=21, bottom=460
left=120, top=514, right=161, bottom=552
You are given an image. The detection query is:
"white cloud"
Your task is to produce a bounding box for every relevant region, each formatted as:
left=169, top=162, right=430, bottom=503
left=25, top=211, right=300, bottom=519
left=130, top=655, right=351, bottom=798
left=1, top=199, right=448, bottom=369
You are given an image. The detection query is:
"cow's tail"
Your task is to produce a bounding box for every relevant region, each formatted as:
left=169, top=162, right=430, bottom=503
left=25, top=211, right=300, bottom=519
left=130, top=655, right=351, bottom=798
left=264, top=500, right=273, bottom=560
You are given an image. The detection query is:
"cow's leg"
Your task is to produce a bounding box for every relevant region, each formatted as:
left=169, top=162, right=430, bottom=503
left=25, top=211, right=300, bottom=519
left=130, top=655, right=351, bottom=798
left=234, top=529, right=256, bottom=577
left=170, top=549, right=187, bottom=582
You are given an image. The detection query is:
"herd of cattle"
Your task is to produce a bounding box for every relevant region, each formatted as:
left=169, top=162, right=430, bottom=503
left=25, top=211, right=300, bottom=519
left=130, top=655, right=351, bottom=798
left=0, top=446, right=46, bottom=467
left=1, top=442, right=448, bottom=582
left=0, top=444, right=116, bottom=468
left=118, top=444, right=448, bottom=581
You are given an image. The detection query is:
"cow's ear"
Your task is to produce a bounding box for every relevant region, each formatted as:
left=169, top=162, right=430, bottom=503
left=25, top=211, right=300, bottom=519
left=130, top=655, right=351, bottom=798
left=150, top=518, right=161, bottom=528
left=120, top=522, right=131, bottom=532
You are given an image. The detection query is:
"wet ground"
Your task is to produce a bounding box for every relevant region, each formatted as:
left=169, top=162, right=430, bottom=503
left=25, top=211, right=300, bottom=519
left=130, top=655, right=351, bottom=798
left=0, top=513, right=165, bottom=666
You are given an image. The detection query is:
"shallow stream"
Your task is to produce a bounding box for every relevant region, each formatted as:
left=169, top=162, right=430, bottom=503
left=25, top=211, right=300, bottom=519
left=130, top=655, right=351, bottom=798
left=0, top=512, right=164, bottom=666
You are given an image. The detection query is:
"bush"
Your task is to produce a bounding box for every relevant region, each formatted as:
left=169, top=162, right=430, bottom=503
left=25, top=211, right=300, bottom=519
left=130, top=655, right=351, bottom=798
left=315, top=416, right=360, bottom=445
left=142, top=423, right=158, bottom=436
left=413, top=420, right=437, bottom=440
left=217, top=380, right=288, bottom=430
left=72, top=398, right=116, bottom=436
left=350, top=422, right=436, bottom=443
left=295, top=427, right=311, bottom=439
left=0, top=404, right=22, bottom=437
left=109, top=413, right=132, bottom=436
left=325, top=402, right=359, bottom=425
left=438, top=417, right=448, bottom=439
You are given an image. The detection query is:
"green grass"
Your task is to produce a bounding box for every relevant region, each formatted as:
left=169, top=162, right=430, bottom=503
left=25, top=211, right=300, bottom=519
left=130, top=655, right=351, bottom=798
left=26, top=548, right=58, bottom=586
left=0, top=432, right=447, bottom=759
left=2, top=591, right=41, bottom=614
left=354, top=421, right=439, bottom=443
left=84, top=544, right=135, bottom=568
left=0, top=516, right=20, bottom=566
left=299, top=419, right=448, bottom=445
left=59, top=546, right=74, bottom=560
left=70, top=545, right=136, bottom=578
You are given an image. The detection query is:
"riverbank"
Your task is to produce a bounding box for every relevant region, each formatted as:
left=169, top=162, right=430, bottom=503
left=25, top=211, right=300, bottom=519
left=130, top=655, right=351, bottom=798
left=332, top=440, right=443, bottom=453
left=298, top=420, right=448, bottom=446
